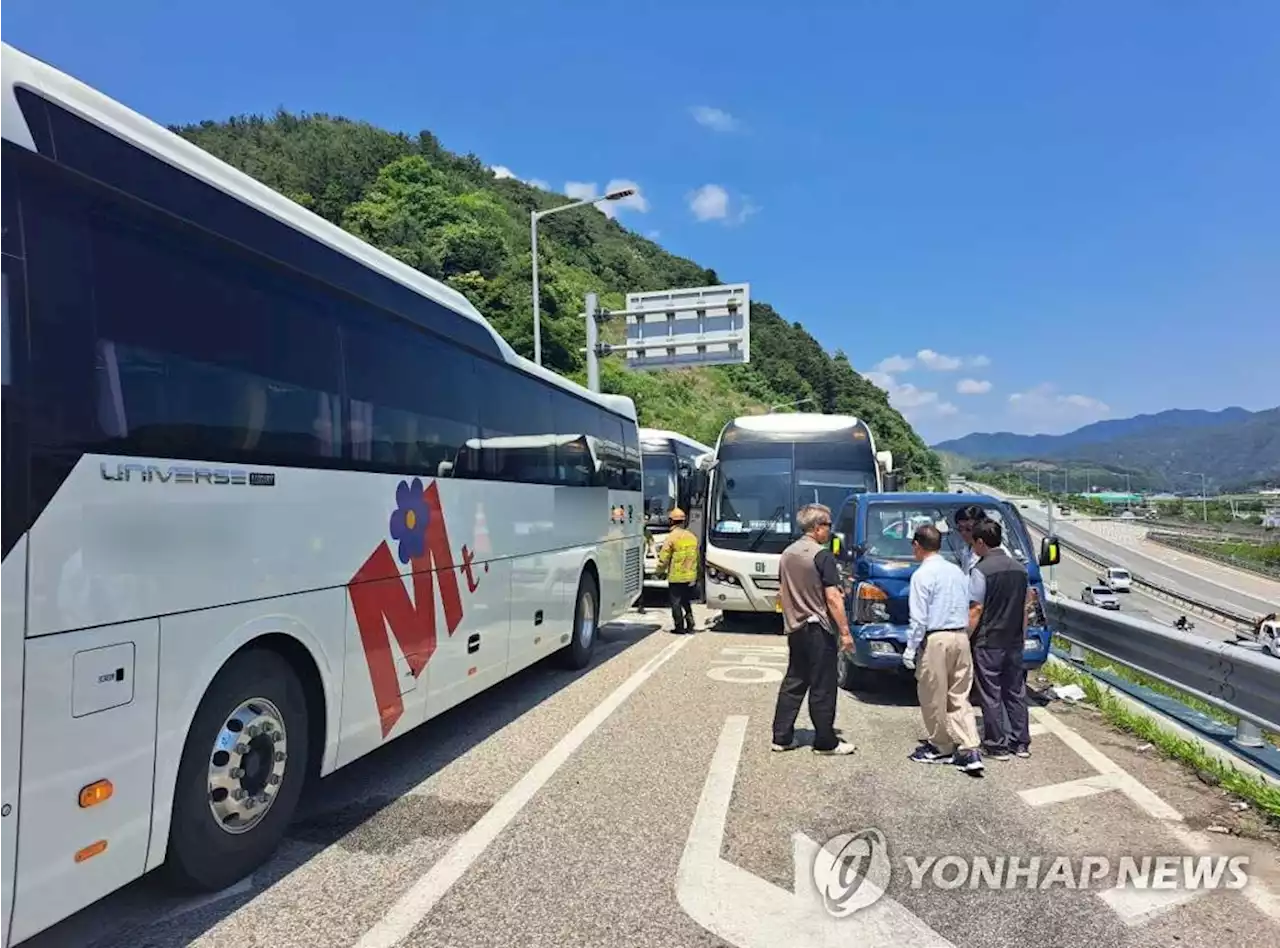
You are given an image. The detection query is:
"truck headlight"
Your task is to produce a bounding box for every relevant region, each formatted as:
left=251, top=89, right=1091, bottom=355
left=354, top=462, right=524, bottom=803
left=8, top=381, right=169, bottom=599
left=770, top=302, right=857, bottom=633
left=1023, top=637, right=1040, bottom=652
left=868, top=641, right=898, bottom=656
left=854, top=583, right=890, bottom=624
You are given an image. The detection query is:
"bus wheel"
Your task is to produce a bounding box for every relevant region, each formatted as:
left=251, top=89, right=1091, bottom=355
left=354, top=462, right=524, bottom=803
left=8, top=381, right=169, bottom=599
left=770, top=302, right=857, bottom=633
left=560, top=571, right=600, bottom=670
left=163, top=648, right=310, bottom=891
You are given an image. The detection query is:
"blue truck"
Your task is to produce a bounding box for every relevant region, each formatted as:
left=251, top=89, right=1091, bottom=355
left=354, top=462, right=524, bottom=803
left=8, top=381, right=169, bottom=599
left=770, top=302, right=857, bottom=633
left=828, top=492, right=1060, bottom=690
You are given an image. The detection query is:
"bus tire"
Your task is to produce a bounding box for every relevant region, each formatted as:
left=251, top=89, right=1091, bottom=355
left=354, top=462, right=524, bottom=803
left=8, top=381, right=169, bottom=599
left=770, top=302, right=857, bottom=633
left=560, top=571, right=600, bottom=670
left=162, top=648, right=310, bottom=892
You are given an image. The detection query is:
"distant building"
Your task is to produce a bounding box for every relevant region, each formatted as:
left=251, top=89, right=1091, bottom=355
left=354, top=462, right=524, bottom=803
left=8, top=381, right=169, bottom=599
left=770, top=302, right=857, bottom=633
left=1074, top=492, right=1143, bottom=506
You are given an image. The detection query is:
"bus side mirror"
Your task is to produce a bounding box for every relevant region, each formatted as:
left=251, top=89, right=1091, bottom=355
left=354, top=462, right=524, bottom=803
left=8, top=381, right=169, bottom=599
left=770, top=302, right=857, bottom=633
left=883, top=472, right=900, bottom=492
left=1039, top=536, right=1061, bottom=567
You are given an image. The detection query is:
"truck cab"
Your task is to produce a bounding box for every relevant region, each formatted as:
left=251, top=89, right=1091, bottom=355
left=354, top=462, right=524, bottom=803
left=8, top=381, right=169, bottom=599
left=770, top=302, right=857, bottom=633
left=829, top=492, right=1061, bottom=689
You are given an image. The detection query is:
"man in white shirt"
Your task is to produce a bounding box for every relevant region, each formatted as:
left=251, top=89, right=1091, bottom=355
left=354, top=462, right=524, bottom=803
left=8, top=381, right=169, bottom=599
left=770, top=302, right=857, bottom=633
left=903, top=524, right=984, bottom=773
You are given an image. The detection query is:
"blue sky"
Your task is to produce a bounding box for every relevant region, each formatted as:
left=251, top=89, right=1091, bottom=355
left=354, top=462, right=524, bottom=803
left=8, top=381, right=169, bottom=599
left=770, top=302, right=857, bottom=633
left=7, top=0, right=1278, bottom=443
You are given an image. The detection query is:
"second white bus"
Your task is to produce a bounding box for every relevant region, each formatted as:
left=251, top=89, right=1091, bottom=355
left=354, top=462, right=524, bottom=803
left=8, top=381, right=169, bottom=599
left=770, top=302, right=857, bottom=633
left=701, top=414, right=894, bottom=614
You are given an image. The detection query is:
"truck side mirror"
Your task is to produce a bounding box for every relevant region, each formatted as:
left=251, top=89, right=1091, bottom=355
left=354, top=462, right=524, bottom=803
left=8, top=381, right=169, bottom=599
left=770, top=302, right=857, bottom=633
left=1039, top=536, right=1061, bottom=567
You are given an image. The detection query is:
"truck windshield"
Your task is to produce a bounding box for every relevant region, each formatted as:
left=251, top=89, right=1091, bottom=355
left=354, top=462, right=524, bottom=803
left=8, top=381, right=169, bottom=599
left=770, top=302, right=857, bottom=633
left=862, top=503, right=1032, bottom=564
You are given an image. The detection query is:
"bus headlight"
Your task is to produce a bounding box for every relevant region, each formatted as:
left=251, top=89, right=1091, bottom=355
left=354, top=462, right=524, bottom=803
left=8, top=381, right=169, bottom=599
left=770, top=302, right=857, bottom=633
left=706, top=565, right=741, bottom=588
left=854, top=583, right=890, bottom=624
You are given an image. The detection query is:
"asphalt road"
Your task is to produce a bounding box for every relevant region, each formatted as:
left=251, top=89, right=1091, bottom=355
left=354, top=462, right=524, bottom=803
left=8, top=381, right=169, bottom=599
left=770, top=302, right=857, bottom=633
left=26, top=602, right=1280, bottom=948
left=959, top=484, right=1277, bottom=619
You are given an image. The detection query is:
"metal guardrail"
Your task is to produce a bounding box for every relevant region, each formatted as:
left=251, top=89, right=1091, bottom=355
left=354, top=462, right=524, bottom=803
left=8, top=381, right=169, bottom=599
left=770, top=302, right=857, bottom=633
left=1147, top=531, right=1280, bottom=582
left=1024, top=522, right=1262, bottom=635
left=1045, top=598, right=1280, bottom=745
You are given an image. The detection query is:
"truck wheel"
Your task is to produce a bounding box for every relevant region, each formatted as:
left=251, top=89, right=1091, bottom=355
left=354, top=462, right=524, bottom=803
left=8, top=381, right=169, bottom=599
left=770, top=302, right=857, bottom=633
left=560, top=571, right=600, bottom=670
left=163, top=648, right=310, bottom=891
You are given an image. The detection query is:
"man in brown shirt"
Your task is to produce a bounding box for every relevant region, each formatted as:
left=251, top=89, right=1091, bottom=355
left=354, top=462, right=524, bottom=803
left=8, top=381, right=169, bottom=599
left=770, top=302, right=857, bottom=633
left=771, top=503, right=857, bottom=755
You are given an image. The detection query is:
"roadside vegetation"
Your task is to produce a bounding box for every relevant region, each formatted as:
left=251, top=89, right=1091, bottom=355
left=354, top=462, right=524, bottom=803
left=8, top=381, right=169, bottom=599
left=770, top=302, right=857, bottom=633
left=175, top=112, right=943, bottom=486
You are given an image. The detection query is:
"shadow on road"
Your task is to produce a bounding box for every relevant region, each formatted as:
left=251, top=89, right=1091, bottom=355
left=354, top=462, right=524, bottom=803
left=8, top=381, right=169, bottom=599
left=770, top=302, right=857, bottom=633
left=27, top=618, right=662, bottom=948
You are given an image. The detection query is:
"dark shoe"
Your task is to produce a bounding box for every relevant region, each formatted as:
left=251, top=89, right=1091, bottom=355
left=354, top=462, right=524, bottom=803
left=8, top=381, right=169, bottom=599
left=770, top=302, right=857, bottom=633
left=1014, top=745, right=1031, bottom=759
left=984, top=744, right=1012, bottom=761
left=953, top=749, right=985, bottom=774
left=909, top=742, right=951, bottom=764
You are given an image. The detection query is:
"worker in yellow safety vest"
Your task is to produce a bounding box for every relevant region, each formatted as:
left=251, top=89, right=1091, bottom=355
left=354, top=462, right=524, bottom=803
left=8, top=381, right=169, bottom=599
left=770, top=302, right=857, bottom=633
left=657, top=508, right=700, bottom=634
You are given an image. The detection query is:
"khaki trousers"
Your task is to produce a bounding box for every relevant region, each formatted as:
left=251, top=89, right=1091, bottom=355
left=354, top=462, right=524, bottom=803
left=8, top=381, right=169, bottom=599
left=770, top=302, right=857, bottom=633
left=916, top=630, right=980, bottom=754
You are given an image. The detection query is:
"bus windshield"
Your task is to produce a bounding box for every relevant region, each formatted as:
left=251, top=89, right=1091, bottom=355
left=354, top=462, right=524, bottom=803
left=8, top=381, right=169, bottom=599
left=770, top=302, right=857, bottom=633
left=711, top=456, right=793, bottom=545
left=642, top=452, right=678, bottom=520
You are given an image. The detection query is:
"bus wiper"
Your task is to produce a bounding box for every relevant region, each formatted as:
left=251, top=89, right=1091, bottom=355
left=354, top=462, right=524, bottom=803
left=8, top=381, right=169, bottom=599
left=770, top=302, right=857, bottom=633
left=748, top=505, right=787, bottom=552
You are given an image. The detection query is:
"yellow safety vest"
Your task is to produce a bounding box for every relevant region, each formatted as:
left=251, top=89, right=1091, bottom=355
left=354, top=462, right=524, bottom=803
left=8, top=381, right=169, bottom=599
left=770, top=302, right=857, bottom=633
left=658, top=527, right=700, bottom=584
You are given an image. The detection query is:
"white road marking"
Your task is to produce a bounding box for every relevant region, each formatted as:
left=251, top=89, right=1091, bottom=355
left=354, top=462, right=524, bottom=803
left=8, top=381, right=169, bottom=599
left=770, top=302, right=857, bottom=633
left=1018, top=773, right=1122, bottom=807
left=1028, top=708, right=1280, bottom=929
left=352, top=636, right=693, bottom=948
left=1030, top=708, right=1182, bottom=820
left=1097, top=879, right=1208, bottom=926
left=708, top=645, right=788, bottom=683
left=675, top=716, right=954, bottom=948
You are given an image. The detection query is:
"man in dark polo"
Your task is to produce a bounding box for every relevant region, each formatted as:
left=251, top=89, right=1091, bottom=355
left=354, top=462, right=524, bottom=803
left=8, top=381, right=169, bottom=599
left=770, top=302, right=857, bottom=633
left=967, top=519, right=1032, bottom=759
left=771, top=503, right=856, bottom=756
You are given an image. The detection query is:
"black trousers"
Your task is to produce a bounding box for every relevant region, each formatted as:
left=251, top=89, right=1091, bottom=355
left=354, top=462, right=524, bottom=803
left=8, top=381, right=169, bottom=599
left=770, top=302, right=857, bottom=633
left=973, top=646, right=1030, bottom=750
left=669, top=582, right=695, bottom=633
left=772, top=622, right=839, bottom=751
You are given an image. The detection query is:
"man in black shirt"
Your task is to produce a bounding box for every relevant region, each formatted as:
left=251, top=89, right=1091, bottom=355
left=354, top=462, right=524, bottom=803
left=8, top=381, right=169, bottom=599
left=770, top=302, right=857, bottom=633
left=967, top=520, right=1031, bottom=760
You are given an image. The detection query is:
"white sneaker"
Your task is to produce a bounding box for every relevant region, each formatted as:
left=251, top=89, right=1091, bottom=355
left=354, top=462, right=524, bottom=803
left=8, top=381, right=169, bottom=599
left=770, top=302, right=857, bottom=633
left=813, top=741, right=857, bottom=756
left=771, top=740, right=800, bottom=752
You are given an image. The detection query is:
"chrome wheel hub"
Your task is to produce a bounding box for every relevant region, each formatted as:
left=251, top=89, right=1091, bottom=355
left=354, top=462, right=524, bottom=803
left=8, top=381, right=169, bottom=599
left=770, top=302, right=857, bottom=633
left=578, top=589, right=596, bottom=648
left=207, top=697, right=287, bottom=835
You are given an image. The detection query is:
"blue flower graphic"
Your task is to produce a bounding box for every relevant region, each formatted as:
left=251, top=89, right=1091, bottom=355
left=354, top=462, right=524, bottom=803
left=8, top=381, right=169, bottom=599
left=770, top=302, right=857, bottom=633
left=389, top=478, right=430, bottom=564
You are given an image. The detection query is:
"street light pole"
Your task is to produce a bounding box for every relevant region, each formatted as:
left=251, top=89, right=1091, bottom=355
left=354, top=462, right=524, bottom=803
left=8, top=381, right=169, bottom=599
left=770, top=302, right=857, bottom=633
left=530, top=186, right=637, bottom=366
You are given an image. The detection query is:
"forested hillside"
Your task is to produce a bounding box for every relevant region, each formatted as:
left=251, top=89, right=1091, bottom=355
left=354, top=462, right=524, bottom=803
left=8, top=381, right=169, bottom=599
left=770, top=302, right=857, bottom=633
left=175, top=111, right=943, bottom=486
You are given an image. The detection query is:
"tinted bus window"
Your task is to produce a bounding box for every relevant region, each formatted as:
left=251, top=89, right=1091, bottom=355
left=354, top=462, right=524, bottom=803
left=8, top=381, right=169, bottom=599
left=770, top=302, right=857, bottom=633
left=344, top=314, right=479, bottom=477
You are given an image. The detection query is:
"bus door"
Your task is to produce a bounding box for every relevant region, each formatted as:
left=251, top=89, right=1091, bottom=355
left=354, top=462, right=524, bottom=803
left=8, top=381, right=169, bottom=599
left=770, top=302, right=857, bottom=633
left=0, top=159, right=25, bottom=941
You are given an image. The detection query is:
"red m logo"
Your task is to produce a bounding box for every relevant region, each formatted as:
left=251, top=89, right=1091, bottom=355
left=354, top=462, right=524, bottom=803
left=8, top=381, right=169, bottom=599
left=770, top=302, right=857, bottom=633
left=347, top=480, right=465, bottom=737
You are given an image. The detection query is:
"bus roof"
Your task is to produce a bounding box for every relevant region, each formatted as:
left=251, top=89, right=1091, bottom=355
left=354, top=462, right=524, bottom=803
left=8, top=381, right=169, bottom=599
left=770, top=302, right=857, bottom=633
left=638, top=428, right=713, bottom=454
left=727, top=413, right=866, bottom=434
left=0, top=42, right=635, bottom=424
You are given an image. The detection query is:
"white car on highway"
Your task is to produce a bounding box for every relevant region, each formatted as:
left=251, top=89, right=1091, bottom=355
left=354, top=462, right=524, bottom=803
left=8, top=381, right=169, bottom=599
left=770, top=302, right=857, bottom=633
left=1098, top=565, right=1132, bottom=592
left=1082, top=585, right=1121, bottom=610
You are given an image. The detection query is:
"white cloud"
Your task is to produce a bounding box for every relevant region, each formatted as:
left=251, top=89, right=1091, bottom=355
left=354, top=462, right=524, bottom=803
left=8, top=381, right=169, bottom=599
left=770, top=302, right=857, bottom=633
left=562, top=180, right=649, bottom=218
left=1008, top=384, right=1111, bottom=424
left=968, top=354, right=991, bottom=368
left=956, top=378, right=992, bottom=395
left=689, top=184, right=729, bottom=221
left=862, top=371, right=957, bottom=422
left=690, top=105, right=740, bottom=132
left=491, top=165, right=518, bottom=180
left=527, top=178, right=550, bottom=191
left=916, top=348, right=963, bottom=371
left=688, top=184, right=759, bottom=225
left=874, top=354, right=915, bottom=373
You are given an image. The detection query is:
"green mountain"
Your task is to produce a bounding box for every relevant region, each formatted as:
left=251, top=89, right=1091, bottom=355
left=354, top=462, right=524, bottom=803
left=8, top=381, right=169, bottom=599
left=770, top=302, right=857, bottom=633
left=173, top=111, right=943, bottom=487
left=937, top=407, right=1280, bottom=492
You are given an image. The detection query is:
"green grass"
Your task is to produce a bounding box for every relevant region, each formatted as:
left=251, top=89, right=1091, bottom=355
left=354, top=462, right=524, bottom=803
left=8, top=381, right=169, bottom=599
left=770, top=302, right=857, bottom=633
left=1039, top=656, right=1280, bottom=822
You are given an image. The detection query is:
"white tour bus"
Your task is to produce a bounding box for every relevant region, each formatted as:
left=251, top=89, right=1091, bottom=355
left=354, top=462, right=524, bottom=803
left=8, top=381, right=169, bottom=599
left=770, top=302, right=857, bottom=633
left=702, top=414, right=894, bottom=614
left=0, top=43, right=644, bottom=946
left=638, top=428, right=713, bottom=588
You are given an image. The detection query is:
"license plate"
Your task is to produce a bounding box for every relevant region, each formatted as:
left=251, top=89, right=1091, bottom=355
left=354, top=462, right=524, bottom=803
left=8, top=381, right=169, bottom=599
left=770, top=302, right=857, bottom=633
left=774, top=598, right=783, bottom=613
